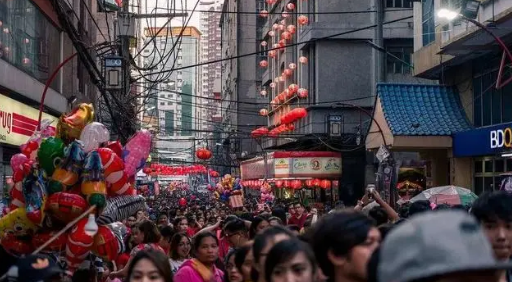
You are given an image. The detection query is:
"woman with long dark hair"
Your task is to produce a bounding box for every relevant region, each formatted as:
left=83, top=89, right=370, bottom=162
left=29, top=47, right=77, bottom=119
left=264, top=239, right=316, bottom=282
left=174, top=232, right=224, bottom=282
left=234, top=243, right=254, bottom=282
left=126, top=250, right=173, bottom=282
left=249, top=217, right=270, bottom=239
left=169, top=232, right=192, bottom=275
left=225, top=249, right=243, bottom=282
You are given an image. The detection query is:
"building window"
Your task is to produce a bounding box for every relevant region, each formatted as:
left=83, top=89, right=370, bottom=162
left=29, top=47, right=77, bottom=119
left=160, top=102, right=165, bottom=105
left=386, top=0, right=412, bottom=8
left=422, top=0, right=435, bottom=46
left=473, top=71, right=512, bottom=127
left=473, top=158, right=512, bottom=195
left=386, top=46, right=413, bottom=74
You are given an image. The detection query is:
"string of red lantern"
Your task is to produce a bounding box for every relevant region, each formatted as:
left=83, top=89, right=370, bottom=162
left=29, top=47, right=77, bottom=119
left=241, top=179, right=333, bottom=190
left=142, top=164, right=208, bottom=176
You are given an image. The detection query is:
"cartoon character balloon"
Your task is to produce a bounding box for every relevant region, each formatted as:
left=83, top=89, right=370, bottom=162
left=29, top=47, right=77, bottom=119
left=57, top=103, right=94, bottom=144
left=37, top=137, right=65, bottom=176
left=123, top=130, right=152, bottom=177
left=80, top=122, right=110, bottom=153
left=65, top=217, right=95, bottom=272
left=81, top=151, right=107, bottom=209
left=48, top=141, right=86, bottom=194
left=22, top=168, right=47, bottom=225
left=0, top=207, right=38, bottom=238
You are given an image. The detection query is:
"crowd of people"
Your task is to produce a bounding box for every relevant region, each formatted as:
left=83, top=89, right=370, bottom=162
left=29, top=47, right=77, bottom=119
left=1, top=188, right=512, bottom=282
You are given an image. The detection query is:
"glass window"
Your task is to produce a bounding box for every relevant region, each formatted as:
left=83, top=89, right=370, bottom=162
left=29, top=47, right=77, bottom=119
left=495, top=159, right=505, bottom=173
left=422, top=0, right=435, bottom=46
left=387, top=46, right=413, bottom=74
left=484, top=160, right=493, bottom=173
left=386, top=0, right=412, bottom=8
left=474, top=160, right=483, bottom=173
left=484, top=177, right=494, bottom=192
left=474, top=177, right=483, bottom=195
left=0, top=0, right=61, bottom=89
left=507, top=159, right=512, bottom=172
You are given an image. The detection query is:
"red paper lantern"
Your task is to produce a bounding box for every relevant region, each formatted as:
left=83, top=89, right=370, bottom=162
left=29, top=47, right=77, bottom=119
left=275, top=180, right=284, bottom=188
left=305, top=179, right=314, bottom=187
left=287, top=25, right=296, bottom=34
left=298, top=88, right=308, bottom=99
left=288, top=84, right=299, bottom=93
left=312, top=179, right=321, bottom=187
left=299, top=56, right=308, bottom=64
left=320, top=180, right=332, bottom=189
left=283, top=68, right=293, bottom=76
left=259, top=60, right=268, bottom=68
left=268, top=50, right=277, bottom=58
left=282, top=11, right=291, bottom=18
left=196, top=148, right=212, bottom=160
left=283, top=180, right=291, bottom=188
left=282, top=31, right=292, bottom=40
left=286, top=3, right=295, bottom=10
left=286, top=123, right=295, bottom=131
left=291, top=180, right=302, bottom=190
left=260, top=10, right=269, bottom=17
left=259, top=109, right=269, bottom=116
left=298, top=15, right=309, bottom=25
left=268, top=31, right=276, bottom=37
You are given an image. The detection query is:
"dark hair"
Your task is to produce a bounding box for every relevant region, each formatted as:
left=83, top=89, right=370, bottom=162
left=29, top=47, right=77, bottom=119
left=268, top=216, right=283, bottom=225
left=192, top=232, right=219, bottom=253
left=408, top=200, right=431, bottom=217
left=253, top=225, right=295, bottom=264
left=307, top=210, right=375, bottom=279
left=169, top=232, right=191, bottom=260
left=234, top=244, right=251, bottom=273
left=249, top=216, right=269, bottom=239
left=224, top=249, right=237, bottom=282
left=72, top=268, right=96, bottom=282
left=158, top=212, right=168, bottom=220
left=471, top=191, right=512, bottom=222
left=127, top=249, right=172, bottom=282
left=224, top=219, right=248, bottom=234
left=287, top=225, right=300, bottom=232
left=173, top=216, right=188, bottom=230
left=239, top=212, right=254, bottom=221
left=368, top=206, right=388, bottom=226
left=264, top=239, right=316, bottom=282
left=366, top=247, right=380, bottom=282
left=378, top=223, right=393, bottom=240
left=135, top=220, right=161, bottom=244
left=159, top=226, right=175, bottom=241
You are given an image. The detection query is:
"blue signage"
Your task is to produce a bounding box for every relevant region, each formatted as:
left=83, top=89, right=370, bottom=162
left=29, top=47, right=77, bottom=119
left=453, top=122, right=512, bottom=157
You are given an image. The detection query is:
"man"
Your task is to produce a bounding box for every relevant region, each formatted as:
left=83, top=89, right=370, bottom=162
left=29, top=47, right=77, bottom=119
left=288, top=202, right=308, bottom=229
left=308, top=210, right=380, bottom=282
left=6, top=254, right=63, bottom=282
left=378, top=210, right=512, bottom=282
left=223, top=219, right=250, bottom=249
left=159, top=226, right=175, bottom=255
left=471, top=191, right=512, bottom=282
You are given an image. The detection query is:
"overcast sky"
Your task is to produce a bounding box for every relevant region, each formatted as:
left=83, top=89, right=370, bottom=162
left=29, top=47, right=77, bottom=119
left=141, top=0, right=201, bottom=29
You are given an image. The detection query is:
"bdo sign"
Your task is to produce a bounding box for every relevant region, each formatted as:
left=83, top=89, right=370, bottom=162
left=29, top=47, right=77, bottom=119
left=490, top=128, right=512, bottom=149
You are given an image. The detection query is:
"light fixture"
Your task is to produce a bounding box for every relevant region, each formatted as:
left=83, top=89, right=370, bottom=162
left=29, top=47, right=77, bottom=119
left=437, top=8, right=458, bottom=20
left=502, top=152, right=512, bottom=158
left=460, top=0, right=480, bottom=19
left=84, top=214, right=98, bottom=236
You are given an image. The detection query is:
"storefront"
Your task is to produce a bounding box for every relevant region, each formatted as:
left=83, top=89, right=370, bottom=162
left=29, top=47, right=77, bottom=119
left=0, top=93, right=58, bottom=196
left=453, top=122, right=512, bottom=195
left=240, top=151, right=342, bottom=209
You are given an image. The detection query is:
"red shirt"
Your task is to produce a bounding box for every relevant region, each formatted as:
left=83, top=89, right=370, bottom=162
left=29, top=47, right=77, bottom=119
left=288, top=213, right=308, bottom=229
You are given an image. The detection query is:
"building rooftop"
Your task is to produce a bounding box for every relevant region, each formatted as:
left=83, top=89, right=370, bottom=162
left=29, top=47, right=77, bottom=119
left=377, top=83, right=473, bottom=136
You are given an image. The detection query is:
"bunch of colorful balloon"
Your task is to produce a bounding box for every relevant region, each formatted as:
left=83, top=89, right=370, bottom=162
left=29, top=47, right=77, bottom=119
left=260, top=182, right=275, bottom=203
left=0, top=103, right=149, bottom=275
left=213, top=174, right=243, bottom=202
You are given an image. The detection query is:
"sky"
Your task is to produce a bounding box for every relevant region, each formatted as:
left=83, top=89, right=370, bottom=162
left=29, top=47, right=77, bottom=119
left=140, top=0, right=202, bottom=29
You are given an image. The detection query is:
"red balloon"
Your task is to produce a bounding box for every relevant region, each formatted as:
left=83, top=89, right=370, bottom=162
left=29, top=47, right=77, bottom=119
left=33, top=231, right=68, bottom=252
left=47, top=192, right=88, bottom=223
left=179, top=198, right=187, bottom=207
left=93, top=225, right=120, bottom=261
left=106, top=141, right=123, bottom=158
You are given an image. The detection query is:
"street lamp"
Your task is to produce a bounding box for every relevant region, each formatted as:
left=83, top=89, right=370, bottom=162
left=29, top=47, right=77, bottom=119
left=437, top=1, right=512, bottom=88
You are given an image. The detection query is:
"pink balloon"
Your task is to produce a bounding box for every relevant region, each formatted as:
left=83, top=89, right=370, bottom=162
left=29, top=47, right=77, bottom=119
left=10, top=153, right=29, bottom=174
left=123, top=130, right=152, bottom=177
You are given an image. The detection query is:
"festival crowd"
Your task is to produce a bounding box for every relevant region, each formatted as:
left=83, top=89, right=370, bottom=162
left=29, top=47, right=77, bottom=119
left=2, top=187, right=512, bottom=282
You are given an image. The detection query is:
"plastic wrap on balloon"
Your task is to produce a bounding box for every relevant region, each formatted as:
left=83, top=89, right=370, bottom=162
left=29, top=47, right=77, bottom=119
left=97, top=148, right=133, bottom=196
left=80, top=122, right=110, bottom=153
left=96, top=195, right=147, bottom=225
left=1, top=233, right=33, bottom=256
left=22, top=169, right=47, bottom=225
left=38, top=137, right=65, bottom=176
left=49, top=141, right=86, bottom=194
left=65, top=217, right=95, bottom=272
left=93, top=223, right=126, bottom=261
left=46, top=192, right=88, bottom=223
left=56, top=103, right=94, bottom=144
left=123, top=130, right=152, bottom=177
left=33, top=230, right=68, bottom=253
left=81, top=151, right=107, bottom=209
left=0, top=207, right=38, bottom=237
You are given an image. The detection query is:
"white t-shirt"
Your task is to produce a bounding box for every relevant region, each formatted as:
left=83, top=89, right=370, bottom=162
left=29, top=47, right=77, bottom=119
left=169, top=259, right=186, bottom=275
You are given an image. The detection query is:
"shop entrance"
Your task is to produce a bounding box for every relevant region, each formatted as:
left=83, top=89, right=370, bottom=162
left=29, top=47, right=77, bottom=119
left=473, top=157, right=512, bottom=195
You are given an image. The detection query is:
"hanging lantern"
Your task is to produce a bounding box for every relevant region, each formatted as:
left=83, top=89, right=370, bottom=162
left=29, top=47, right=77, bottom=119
left=299, top=56, right=308, bottom=64
left=196, top=148, right=212, bottom=160
left=259, top=60, right=269, bottom=68
left=274, top=77, right=280, bottom=83
left=275, top=180, right=283, bottom=188
left=260, top=10, right=269, bottom=17
left=260, top=89, right=268, bottom=96
left=283, top=180, right=291, bottom=188
left=320, top=180, right=332, bottom=189
left=265, top=0, right=275, bottom=4
left=286, top=3, right=295, bottom=10
left=282, top=11, right=291, bottom=18
left=259, top=109, right=269, bottom=116
left=273, top=23, right=279, bottom=30
left=298, top=15, right=309, bottom=25
left=268, top=30, right=276, bottom=37
left=305, top=179, right=314, bottom=187
left=298, top=88, right=308, bottom=99
left=286, top=123, right=295, bottom=131
left=283, top=89, right=291, bottom=98
left=291, top=180, right=302, bottom=190
left=312, top=178, right=321, bottom=187
left=287, top=25, right=296, bottom=34
left=23, top=38, right=30, bottom=44
left=283, top=68, right=293, bottom=76
left=270, top=82, right=276, bottom=88
left=289, top=63, right=297, bottom=70
left=281, top=31, right=292, bottom=40
left=268, top=50, right=277, bottom=58
left=288, top=84, right=299, bottom=93
left=279, top=76, right=285, bottom=82
left=261, top=41, right=268, bottom=47
left=273, top=43, right=280, bottom=49
left=22, top=58, right=30, bottom=65
left=278, top=24, right=285, bottom=31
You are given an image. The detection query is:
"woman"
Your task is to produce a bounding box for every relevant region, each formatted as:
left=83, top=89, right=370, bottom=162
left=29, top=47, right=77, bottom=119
left=225, top=249, right=243, bottom=282
left=267, top=217, right=282, bottom=227
left=264, top=239, right=316, bottom=282
left=174, top=232, right=224, bottom=282
left=169, top=233, right=192, bottom=275
left=174, top=216, right=189, bottom=233
left=110, top=220, right=164, bottom=279
left=126, top=250, right=172, bottom=282
left=188, top=217, right=203, bottom=237
left=249, top=217, right=270, bottom=239
left=234, top=243, right=253, bottom=282
left=252, top=226, right=295, bottom=282
left=158, top=213, right=170, bottom=227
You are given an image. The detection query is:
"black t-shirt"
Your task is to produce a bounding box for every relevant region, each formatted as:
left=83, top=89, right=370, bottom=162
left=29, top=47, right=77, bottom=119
left=0, top=246, right=17, bottom=277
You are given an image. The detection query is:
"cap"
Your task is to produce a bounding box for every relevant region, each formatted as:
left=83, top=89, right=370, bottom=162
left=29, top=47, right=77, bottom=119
left=378, top=210, right=512, bottom=282
left=6, top=254, right=63, bottom=282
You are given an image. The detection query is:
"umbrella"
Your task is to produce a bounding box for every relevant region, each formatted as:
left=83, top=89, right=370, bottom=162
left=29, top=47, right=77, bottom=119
left=409, top=186, right=478, bottom=206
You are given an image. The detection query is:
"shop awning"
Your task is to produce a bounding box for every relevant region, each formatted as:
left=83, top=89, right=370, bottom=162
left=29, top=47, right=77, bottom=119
left=366, top=83, right=473, bottom=150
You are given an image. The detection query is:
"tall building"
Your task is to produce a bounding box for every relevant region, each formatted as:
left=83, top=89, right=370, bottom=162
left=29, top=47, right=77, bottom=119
left=220, top=0, right=268, bottom=174
left=0, top=0, right=97, bottom=194
left=199, top=0, right=223, bottom=133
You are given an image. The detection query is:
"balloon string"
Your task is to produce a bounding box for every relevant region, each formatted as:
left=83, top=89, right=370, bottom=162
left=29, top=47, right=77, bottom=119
left=31, top=205, right=97, bottom=255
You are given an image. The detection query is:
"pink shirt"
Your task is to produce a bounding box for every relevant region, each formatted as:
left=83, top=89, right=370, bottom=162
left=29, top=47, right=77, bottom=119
left=173, top=261, right=224, bottom=282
